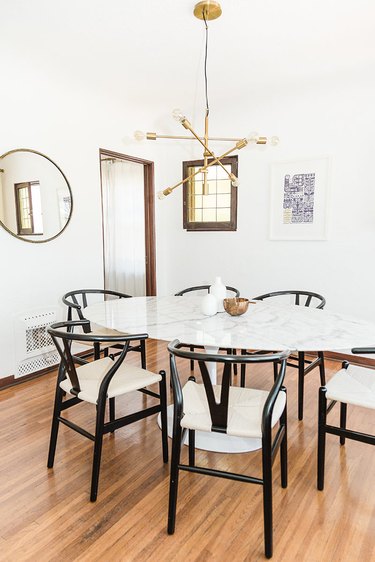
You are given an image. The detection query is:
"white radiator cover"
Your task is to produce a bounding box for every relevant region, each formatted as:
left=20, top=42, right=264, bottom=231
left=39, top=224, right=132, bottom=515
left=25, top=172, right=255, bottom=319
left=14, top=307, right=61, bottom=378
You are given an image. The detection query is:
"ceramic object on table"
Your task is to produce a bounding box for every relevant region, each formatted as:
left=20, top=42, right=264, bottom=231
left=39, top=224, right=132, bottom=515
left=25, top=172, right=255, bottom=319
left=201, top=293, right=218, bottom=316
left=223, top=297, right=250, bottom=316
left=209, top=276, right=226, bottom=312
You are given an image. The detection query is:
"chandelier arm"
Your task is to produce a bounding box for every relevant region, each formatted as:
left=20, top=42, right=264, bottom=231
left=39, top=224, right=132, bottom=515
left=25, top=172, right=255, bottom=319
left=181, top=121, right=234, bottom=181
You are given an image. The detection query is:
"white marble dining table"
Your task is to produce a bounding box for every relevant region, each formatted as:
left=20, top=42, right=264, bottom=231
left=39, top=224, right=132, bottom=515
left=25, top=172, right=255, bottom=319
left=84, top=295, right=375, bottom=453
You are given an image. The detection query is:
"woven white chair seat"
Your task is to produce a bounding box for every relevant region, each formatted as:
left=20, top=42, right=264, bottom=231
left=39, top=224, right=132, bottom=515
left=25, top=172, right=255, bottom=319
left=75, top=323, right=128, bottom=348
left=325, top=364, right=375, bottom=410
left=180, top=381, right=286, bottom=438
left=60, top=356, right=161, bottom=405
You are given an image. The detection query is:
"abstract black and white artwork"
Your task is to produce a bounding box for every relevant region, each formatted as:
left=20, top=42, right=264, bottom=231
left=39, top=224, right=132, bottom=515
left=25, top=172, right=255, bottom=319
left=270, top=158, right=330, bottom=240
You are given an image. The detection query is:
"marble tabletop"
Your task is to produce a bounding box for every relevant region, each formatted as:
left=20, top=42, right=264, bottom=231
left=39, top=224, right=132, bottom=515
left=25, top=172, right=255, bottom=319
left=84, top=296, right=375, bottom=352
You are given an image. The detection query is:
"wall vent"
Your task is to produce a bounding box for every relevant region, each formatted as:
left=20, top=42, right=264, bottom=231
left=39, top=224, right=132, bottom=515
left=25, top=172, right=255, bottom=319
left=14, top=307, right=61, bottom=378
left=17, top=352, right=60, bottom=378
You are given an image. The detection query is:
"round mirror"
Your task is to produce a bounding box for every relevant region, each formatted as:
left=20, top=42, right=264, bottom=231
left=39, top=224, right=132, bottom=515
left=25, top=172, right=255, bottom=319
left=0, top=149, right=72, bottom=243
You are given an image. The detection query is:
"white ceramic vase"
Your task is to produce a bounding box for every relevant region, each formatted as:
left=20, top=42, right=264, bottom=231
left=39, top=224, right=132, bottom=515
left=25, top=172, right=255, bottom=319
left=209, top=276, right=227, bottom=312
left=201, top=293, right=218, bottom=316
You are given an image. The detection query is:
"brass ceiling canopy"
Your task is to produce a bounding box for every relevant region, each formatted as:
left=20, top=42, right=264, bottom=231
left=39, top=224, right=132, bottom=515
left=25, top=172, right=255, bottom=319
left=193, top=1, right=222, bottom=21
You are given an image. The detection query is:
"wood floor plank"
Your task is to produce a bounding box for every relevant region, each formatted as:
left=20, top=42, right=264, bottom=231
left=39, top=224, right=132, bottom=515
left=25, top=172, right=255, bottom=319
left=0, top=339, right=374, bottom=561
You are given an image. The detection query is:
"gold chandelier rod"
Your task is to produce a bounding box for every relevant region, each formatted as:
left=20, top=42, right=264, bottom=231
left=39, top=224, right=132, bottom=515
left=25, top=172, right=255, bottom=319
left=158, top=137, right=248, bottom=198
left=146, top=132, right=268, bottom=143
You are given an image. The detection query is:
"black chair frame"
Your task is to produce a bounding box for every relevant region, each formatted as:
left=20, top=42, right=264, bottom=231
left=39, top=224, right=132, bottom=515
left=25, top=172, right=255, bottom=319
left=63, top=289, right=146, bottom=366
left=317, top=347, right=375, bottom=491
left=167, top=341, right=289, bottom=559
left=241, top=290, right=326, bottom=420
left=47, top=320, right=168, bottom=502
left=175, top=285, right=240, bottom=373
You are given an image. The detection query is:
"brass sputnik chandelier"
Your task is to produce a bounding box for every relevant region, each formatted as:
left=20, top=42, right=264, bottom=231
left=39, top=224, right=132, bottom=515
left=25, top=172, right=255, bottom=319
left=134, top=0, right=279, bottom=200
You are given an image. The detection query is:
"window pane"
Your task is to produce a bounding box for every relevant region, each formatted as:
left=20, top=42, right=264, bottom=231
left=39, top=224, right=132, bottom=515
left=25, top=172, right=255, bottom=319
left=217, top=180, right=231, bottom=193
left=202, top=195, right=216, bottom=208
left=194, top=195, right=202, bottom=208
left=193, top=181, right=203, bottom=195
left=217, top=208, right=231, bottom=221
left=194, top=209, right=203, bottom=222
left=216, top=164, right=231, bottom=180
left=202, top=209, right=216, bottom=221
left=217, top=194, right=231, bottom=208
left=206, top=166, right=216, bottom=180
left=207, top=180, right=217, bottom=195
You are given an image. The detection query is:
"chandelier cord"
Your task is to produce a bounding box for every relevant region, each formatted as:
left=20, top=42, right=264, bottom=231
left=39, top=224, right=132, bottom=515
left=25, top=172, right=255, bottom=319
left=203, top=12, right=209, bottom=116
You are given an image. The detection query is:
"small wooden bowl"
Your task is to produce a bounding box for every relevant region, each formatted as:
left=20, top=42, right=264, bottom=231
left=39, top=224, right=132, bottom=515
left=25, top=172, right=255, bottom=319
left=223, top=297, right=250, bottom=316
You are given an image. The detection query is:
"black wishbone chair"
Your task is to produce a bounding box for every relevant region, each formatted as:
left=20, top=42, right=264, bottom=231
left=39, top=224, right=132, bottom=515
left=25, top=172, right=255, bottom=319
left=47, top=320, right=168, bottom=502
left=62, top=289, right=146, bottom=365
left=167, top=341, right=289, bottom=559
left=175, top=285, right=240, bottom=373
left=317, top=346, right=375, bottom=491
left=241, top=290, right=326, bottom=421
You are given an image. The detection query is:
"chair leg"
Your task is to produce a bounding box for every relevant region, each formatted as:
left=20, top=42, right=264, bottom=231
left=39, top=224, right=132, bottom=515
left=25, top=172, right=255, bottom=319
left=109, top=397, right=115, bottom=433
left=141, top=339, right=147, bottom=369
left=159, top=371, right=169, bottom=463
left=190, top=346, right=194, bottom=371
left=168, top=421, right=183, bottom=534
left=318, top=351, right=326, bottom=385
left=262, top=432, right=273, bottom=559
left=317, top=388, right=327, bottom=491
left=280, top=390, right=288, bottom=489
left=94, top=342, right=101, bottom=361
left=298, top=351, right=305, bottom=421
left=47, top=382, right=64, bottom=468
left=188, top=430, right=195, bottom=467
left=273, top=361, right=278, bottom=383
left=90, top=398, right=106, bottom=502
left=340, top=402, right=347, bottom=446
left=232, top=348, right=237, bottom=375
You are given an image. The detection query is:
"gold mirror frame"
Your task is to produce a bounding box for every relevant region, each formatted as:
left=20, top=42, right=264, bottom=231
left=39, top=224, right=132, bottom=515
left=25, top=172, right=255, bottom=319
left=0, top=148, right=73, bottom=243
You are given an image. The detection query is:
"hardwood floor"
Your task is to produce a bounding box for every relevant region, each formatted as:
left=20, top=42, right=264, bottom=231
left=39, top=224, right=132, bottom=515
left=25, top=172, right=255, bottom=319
left=0, top=340, right=374, bottom=561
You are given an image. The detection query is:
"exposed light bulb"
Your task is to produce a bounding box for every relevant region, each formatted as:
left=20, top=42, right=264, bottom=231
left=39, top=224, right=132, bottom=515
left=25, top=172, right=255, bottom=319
left=157, top=191, right=166, bottom=200
left=172, top=108, right=186, bottom=123
left=269, top=136, right=280, bottom=146
left=230, top=173, right=239, bottom=187
left=134, top=130, right=145, bottom=141
left=246, top=132, right=259, bottom=144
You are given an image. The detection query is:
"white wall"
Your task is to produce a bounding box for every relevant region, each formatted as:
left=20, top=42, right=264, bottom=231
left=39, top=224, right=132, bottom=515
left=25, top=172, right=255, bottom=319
left=1, top=53, right=374, bottom=378
left=158, top=76, right=375, bottom=323
left=0, top=56, right=172, bottom=379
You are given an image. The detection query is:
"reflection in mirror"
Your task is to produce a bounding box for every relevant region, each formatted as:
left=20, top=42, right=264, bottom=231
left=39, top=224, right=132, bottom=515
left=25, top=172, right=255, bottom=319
left=0, top=149, right=72, bottom=242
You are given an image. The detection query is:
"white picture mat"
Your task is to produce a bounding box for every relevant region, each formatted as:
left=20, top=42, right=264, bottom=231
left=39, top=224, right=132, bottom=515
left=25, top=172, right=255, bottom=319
left=270, top=157, right=330, bottom=240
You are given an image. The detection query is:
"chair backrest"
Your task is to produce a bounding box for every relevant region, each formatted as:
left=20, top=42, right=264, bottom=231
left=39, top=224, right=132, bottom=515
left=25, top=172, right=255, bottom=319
left=62, top=289, right=133, bottom=330
left=168, top=339, right=289, bottom=434
left=48, top=320, right=148, bottom=396
left=254, top=290, right=325, bottom=309
left=175, top=285, right=240, bottom=297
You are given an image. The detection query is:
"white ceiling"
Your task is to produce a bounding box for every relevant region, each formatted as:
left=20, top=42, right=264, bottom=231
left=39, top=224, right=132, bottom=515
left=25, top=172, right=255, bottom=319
left=2, top=0, right=375, bottom=111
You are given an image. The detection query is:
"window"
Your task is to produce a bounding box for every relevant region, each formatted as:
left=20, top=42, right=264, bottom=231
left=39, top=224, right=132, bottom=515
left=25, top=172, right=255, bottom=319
left=183, top=156, right=238, bottom=231
left=14, top=181, right=43, bottom=235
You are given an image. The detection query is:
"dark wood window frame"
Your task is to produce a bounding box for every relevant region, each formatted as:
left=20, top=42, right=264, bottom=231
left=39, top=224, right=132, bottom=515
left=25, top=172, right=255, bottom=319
left=183, top=155, right=238, bottom=231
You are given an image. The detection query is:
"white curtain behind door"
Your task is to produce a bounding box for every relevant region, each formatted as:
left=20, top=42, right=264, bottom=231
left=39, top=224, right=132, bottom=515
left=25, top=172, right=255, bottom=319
left=101, top=159, right=146, bottom=296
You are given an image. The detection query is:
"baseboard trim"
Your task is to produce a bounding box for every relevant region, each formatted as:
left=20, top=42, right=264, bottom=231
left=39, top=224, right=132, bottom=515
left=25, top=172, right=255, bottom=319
left=0, top=350, right=94, bottom=391
left=0, top=364, right=57, bottom=390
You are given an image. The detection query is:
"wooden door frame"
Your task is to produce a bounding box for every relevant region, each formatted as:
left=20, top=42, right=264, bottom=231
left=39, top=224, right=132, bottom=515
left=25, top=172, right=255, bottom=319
left=99, top=148, right=157, bottom=296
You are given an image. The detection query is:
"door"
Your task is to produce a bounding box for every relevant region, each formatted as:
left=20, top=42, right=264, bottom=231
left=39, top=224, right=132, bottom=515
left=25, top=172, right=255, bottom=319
left=100, top=149, right=156, bottom=296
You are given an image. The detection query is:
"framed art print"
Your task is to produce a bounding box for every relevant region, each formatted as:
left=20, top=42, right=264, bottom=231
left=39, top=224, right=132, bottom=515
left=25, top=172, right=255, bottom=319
left=270, top=157, right=330, bottom=240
